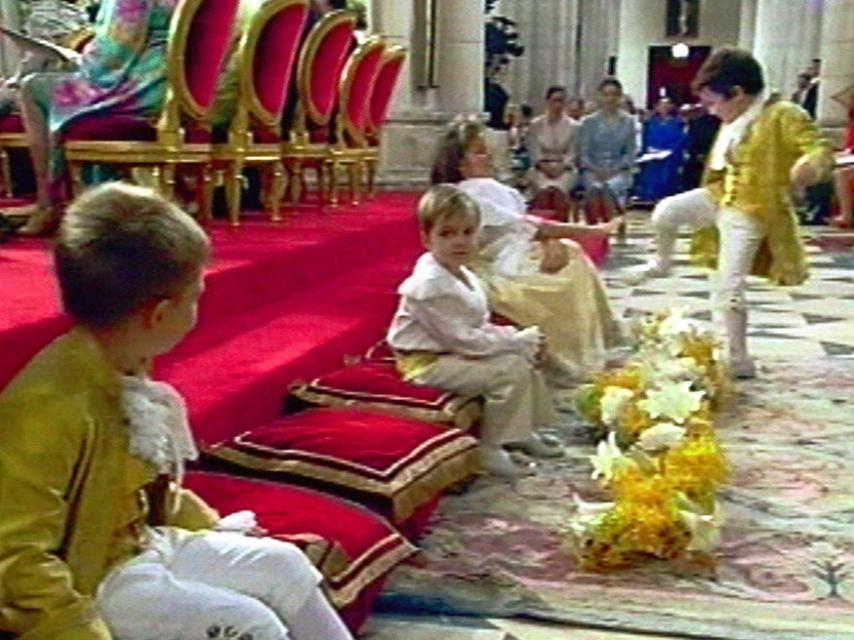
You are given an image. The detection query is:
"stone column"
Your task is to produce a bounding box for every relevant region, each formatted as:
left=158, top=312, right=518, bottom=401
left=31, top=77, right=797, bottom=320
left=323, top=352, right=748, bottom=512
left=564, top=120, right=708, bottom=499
left=0, top=0, right=23, bottom=75
left=372, top=0, right=485, bottom=188
left=753, top=0, right=824, bottom=98
left=738, top=0, right=757, bottom=50
left=817, top=0, right=854, bottom=128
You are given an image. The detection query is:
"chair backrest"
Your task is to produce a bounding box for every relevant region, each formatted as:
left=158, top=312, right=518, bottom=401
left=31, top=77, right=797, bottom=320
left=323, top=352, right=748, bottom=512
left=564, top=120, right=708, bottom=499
left=366, top=46, right=407, bottom=138
left=296, top=10, right=356, bottom=127
left=337, top=37, right=385, bottom=145
left=240, top=0, right=309, bottom=129
left=168, top=0, right=242, bottom=122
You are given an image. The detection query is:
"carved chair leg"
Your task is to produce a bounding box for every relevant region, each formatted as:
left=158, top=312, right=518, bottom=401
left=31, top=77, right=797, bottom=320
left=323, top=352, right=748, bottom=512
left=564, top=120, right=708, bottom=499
left=290, top=160, right=303, bottom=206
left=225, top=160, right=244, bottom=227
left=161, top=163, right=177, bottom=201
left=269, top=160, right=286, bottom=223
left=366, top=158, right=377, bottom=200
left=328, top=159, right=339, bottom=208
left=198, top=163, right=215, bottom=222
left=0, top=148, right=11, bottom=197
left=68, top=162, right=85, bottom=198
left=347, top=162, right=359, bottom=206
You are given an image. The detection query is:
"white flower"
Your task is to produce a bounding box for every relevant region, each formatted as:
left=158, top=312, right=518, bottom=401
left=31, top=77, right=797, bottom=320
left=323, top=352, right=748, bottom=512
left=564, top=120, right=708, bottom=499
left=569, top=494, right=615, bottom=536
left=589, top=432, right=624, bottom=482
left=657, top=307, right=696, bottom=338
left=638, top=380, right=705, bottom=424
left=678, top=500, right=725, bottom=553
left=635, top=349, right=700, bottom=385
left=599, top=386, right=635, bottom=426
left=635, top=422, right=687, bottom=452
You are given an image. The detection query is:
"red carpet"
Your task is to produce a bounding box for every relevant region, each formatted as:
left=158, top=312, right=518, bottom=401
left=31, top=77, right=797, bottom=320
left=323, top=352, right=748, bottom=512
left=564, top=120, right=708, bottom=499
left=0, top=194, right=422, bottom=445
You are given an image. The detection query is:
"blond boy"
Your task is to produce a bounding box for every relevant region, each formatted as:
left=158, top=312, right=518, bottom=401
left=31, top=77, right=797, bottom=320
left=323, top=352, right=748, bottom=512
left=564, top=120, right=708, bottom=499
left=0, top=183, right=352, bottom=640
left=387, top=185, right=562, bottom=477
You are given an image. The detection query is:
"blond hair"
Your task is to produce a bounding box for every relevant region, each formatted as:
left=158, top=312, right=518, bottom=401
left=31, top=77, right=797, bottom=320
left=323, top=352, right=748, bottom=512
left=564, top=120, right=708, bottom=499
left=54, top=182, right=211, bottom=328
left=417, top=184, right=481, bottom=234
left=430, top=116, right=487, bottom=184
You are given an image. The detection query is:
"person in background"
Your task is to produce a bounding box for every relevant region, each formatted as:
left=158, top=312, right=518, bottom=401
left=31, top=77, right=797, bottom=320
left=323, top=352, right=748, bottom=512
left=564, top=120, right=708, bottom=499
left=527, top=86, right=579, bottom=205
left=578, top=77, right=637, bottom=223
left=680, top=102, right=720, bottom=191
left=635, top=97, right=686, bottom=202
left=830, top=82, right=854, bottom=229
left=566, top=97, right=585, bottom=122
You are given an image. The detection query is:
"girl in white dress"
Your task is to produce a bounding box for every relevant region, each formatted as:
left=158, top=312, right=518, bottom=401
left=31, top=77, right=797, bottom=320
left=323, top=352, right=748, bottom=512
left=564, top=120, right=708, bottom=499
left=431, top=118, right=623, bottom=383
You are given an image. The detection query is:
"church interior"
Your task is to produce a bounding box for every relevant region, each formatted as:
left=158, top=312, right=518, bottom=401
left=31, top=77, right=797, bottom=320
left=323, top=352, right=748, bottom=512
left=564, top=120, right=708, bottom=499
left=0, top=0, right=852, bottom=639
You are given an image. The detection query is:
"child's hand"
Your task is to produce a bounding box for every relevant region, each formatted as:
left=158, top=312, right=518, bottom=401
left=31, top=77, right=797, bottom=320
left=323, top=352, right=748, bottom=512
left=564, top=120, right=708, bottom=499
left=539, top=239, right=570, bottom=273
left=597, top=216, right=625, bottom=236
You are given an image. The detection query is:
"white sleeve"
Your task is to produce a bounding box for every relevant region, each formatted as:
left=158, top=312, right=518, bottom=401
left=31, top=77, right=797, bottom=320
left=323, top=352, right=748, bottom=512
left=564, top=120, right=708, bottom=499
left=406, top=295, right=538, bottom=360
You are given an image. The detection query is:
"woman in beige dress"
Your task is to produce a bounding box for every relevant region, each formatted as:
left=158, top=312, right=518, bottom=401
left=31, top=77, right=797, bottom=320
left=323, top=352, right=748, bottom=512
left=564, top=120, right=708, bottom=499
left=430, top=118, right=623, bottom=383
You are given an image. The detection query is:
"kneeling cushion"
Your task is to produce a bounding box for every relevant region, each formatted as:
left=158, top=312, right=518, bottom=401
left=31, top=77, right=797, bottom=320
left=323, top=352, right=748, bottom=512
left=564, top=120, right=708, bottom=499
left=287, top=361, right=481, bottom=430
left=204, top=408, right=479, bottom=523
left=183, top=471, right=417, bottom=619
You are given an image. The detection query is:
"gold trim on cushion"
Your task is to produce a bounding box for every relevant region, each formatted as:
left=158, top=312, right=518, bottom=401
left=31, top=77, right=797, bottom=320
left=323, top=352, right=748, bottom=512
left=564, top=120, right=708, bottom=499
left=290, top=382, right=482, bottom=431
left=206, top=430, right=479, bottom=522
left=325, top=534, right=418, bottom=608
left=271, top=532, right=350, bottom=578
left=337, top=36, right=386, bottom=148
left=365, top=46, right=407, bottom=137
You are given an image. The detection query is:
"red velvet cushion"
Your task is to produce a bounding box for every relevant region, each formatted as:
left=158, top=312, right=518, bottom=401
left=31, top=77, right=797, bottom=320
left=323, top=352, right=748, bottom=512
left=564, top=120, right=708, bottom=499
left=205, top=408, right=479, bottom=523
left=62, top=116, right=212, bottom=144
left=344, top=45, right=383, bottom=131
left=253, top=2, right=308, bottom=115
left=368, top=55, right=404, bottom=133
left=185, top=0, right=241, bottom=110
left=308, top=21, right=354, bottom=122
left=183, top=470, right=416, bottom=627
left=289, top=361, right=481, bottom=429
left=62, top=115, right=157, bottom=141
left=0, top=114, right=24, bottom=134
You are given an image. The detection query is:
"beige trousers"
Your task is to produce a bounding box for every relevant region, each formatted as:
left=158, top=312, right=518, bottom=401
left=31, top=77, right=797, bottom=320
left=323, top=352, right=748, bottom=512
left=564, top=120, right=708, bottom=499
left=415, top=353, right=556, bottom=445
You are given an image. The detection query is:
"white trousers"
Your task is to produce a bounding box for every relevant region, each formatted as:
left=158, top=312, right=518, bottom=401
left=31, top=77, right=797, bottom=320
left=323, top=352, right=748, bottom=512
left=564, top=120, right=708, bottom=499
left=415, top=353, right=556, bottom=445
left=650, top=187, right=765, bottom=311
left=97, top=528, right=353, bottom=640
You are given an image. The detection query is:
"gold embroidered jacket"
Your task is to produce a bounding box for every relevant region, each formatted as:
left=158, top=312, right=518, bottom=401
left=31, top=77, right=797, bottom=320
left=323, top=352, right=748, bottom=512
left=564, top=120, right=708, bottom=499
left=692, top=99, right=832, bottom=285
left=0, top=329, right=219, bottom=640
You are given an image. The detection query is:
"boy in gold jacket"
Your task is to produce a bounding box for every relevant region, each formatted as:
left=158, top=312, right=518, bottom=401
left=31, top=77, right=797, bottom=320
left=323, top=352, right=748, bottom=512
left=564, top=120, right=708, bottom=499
left=626, top=48, right=831, bottom=378
left=0, top=184, right=353, bottom=639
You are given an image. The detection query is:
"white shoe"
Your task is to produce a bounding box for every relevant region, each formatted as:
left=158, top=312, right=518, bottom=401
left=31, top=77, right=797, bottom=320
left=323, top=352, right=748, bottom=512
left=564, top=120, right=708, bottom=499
left=728, top=356, right=757, bottom=379
left=623, top=259, right=670, bottom=286
left=479, top=446, right=532, bottom=477
left=506, top=434, right=565, bottom=459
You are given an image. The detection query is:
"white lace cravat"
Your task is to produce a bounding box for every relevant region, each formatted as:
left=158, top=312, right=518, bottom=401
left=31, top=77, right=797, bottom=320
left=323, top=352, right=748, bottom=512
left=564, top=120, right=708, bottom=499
left=119, top=376, right=198, bottom=479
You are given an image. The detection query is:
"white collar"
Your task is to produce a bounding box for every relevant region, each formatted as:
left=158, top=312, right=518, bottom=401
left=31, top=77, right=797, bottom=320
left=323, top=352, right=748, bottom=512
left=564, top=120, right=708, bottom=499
left=120, top=375, right=198, bottom=479
left=708, top=89, right=769, bottom=170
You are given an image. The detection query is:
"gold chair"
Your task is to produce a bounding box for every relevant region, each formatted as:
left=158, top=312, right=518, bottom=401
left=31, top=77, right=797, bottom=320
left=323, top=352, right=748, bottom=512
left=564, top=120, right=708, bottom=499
left=362, top=45, right=406, bottom=199
left=325, top=36, right=386, bottom=206
left=212, top=0, right=309, bottom=225
left=63, top=0, right=241, bottom=217
left=283, top=10, right=355, bottom=207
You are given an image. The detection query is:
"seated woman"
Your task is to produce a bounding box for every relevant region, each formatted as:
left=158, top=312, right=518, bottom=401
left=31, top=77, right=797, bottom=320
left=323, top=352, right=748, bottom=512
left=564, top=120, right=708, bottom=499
left=527, top=86, right=578, bottom=207
left=578, top=77, right=637, bottom=223
left=10, top=0, right=179, bottom=235
left=830, top=82, right=854, bottom=229
left=431, top=117, right=623, bottom=383
left=635, top=97, right=685, bottom=202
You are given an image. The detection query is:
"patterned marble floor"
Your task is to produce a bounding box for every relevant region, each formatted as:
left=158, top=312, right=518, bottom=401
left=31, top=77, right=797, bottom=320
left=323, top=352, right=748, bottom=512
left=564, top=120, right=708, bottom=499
left=362, top=212, right=854, bottom=640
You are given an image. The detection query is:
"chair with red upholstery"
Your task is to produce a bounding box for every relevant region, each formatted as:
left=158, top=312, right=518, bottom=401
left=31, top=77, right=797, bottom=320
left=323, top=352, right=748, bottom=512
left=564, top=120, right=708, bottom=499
left=0, top=115, right=27, bottom=197
left=183, top=470, right=418, bottom=632
left=363, top=45, right=406, bottom=199
left=63, top=0, right=241, bottom=217
left=282, top=10, right=355, bottom=206
left=212, top=0, right=309, bottom=225
left=325, top=36, right=386, bottom=206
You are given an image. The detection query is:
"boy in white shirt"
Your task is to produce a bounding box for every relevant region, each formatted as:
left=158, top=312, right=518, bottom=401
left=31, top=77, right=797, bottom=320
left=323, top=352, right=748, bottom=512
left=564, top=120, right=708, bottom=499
left=387, top=185, right=561, bottom=477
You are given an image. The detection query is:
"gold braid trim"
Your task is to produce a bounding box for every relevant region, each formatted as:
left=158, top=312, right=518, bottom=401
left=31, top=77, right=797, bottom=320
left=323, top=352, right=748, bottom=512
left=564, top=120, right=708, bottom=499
left=290, top=384, right=482, bottom=431
left=324, top=534, right=419, bottom=608
left=206, top=434, right=479, bottom=522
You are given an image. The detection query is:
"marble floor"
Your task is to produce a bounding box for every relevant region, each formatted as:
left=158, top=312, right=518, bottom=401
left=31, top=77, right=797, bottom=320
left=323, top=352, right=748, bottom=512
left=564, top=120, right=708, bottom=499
left=362, top=212, right=854, bottom=640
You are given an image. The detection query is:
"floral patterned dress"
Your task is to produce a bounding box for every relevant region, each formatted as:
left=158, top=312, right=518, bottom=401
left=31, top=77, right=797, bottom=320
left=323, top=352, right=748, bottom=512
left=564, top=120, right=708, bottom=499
left=29, top=0, right=178, bottom=199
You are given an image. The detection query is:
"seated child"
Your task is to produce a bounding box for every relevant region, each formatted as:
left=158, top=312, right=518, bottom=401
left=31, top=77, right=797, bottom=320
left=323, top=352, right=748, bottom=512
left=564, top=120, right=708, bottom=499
left=387, top=184, right=562, bottom=477
left=0, top=183, right=353, bottom=640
